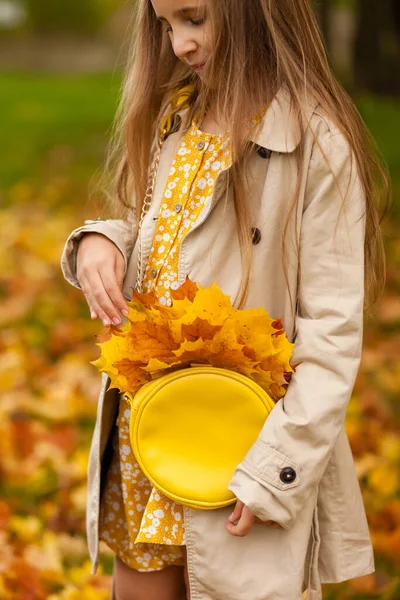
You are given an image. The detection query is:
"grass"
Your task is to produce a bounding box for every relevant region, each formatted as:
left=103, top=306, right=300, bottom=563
left=0, top=71, right=120, bottom=188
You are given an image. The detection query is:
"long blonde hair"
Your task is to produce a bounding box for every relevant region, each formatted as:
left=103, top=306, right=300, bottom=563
left=98, top=0, right=389, bottom=316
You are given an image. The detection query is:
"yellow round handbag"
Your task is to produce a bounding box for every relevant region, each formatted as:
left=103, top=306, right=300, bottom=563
left=126, top=365, right=275, bottom=510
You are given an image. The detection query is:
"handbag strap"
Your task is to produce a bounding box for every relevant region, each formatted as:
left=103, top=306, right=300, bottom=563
left=135, top=128, right=166, bottom=293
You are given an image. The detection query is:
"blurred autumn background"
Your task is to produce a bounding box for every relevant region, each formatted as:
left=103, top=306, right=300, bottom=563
left=0, top=0, right=399, bottom=598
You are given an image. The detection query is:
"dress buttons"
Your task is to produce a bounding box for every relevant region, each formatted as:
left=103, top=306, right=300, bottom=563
left=151, top=268, right=158, bottom=278
left=197, top=140, right=206, bottom=150
left=251, top=227, right=261, bottom=245
left=257, top=146, right=272, bottom=159
left=174, top=203, right=183, bottom=213
left=280, top=467, right=297, bottom=484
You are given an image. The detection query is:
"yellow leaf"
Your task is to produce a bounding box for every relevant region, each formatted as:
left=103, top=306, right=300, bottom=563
left=173, top=282, right=233, bottom=328
left=141, top=357, right=184, bottom=373
left=172, top=338, right=212, bottom=360
left=272, top=332, right=296, bottom=373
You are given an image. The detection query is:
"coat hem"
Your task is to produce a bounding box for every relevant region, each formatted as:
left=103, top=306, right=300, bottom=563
left=319, top=562, right=375, bottom=584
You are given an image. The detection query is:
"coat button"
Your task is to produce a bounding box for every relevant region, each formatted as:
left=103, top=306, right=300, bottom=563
left=257, top=146, right=272, bottom=159
left=197, top=140, right=206, bottom=150
left=251, top=227, right=261, bottom=245
left=174, top=203, right=183, bottom=213
left=151, top=269, right=158, bottom=278
left=280, top=467, right=296, bottom=484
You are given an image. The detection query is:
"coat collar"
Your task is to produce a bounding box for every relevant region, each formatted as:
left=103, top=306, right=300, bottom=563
left=172, top=86, right=318, bottom=154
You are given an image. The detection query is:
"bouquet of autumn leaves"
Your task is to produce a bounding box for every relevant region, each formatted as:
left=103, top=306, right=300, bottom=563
left=91, top=277, right=300, bottom=403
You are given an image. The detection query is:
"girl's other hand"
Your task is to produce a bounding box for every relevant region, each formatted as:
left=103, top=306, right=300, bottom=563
left=225, top=499, right=283, bottom=537
left=76, top=233, right=130, bottom=326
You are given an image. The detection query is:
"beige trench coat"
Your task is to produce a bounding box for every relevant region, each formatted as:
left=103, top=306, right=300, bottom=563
left=61, top=88, right=375, bottom=600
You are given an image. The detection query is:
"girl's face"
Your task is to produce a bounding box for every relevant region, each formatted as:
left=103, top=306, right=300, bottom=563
left=150, top=0, right=212, bottom=77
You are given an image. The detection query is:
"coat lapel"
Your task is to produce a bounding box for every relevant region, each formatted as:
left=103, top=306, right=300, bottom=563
left=248, top=86, right=317, bottom=152
left=170, top=86, right=319, bottom=154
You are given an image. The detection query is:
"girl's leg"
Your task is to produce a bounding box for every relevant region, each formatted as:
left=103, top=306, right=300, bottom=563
left=114, top=555, right=186, bottom=600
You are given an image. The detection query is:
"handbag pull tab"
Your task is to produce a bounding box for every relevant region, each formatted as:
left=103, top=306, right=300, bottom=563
left=123, top=392, right=135, bottom=407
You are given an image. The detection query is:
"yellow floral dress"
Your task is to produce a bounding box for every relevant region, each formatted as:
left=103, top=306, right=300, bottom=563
left=98, top=105, right=267, bottom=572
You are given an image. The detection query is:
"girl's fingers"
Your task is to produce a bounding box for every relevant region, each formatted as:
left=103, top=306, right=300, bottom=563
left=99, top=265, right=130, bottom=318
left=225, top=504, right=255, bottom=537
left=82, top=271, right=121, bottom=326
left=83, top=291, right=110, bottom=325
left=79, top=280, right=97, bottom=319
left=225, top=501, right=283, bottom=537
left=76, top=236, right=130, bottom=323
left=228, top=500, right=244, bottom=524
left=86, top=300, right=97, bottom=320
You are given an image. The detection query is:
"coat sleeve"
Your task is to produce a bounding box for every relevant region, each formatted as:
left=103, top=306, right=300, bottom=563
left=60, top=216, right=138, bottom=290
left=228, top=126, right=367, bottom=529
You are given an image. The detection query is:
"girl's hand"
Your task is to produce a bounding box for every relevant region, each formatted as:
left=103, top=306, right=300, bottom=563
left=76, top=233, right=130, bottom=326
left=225, top=499, right=283, bottom=537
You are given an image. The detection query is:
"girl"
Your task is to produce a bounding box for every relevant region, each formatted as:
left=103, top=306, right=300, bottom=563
left=61, top=0, right=389, bottom=599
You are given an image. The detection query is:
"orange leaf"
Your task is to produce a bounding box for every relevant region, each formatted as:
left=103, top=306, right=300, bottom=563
left=112, top=359, right=150, bottom=393
left=131, top=288, right=159, bottom=309
left=180, top=318, right=222, bottom=342
left=170, top=276, right=199, bottom=302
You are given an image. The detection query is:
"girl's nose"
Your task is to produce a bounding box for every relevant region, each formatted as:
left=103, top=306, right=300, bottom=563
left=172, top=36, right=197, bottom=60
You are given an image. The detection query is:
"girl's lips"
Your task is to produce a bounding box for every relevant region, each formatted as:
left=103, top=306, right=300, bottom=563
left=195, top=62, right=205, bottom=73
